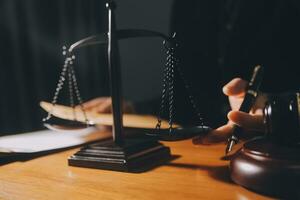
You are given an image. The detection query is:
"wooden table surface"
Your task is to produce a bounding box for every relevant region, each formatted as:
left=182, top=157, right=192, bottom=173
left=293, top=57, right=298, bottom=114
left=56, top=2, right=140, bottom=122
left=0, top=139, right=273, bottom=200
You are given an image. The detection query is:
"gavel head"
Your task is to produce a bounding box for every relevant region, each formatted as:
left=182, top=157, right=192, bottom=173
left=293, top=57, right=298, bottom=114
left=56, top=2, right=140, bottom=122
left=263, top=92, right=300, bottom=145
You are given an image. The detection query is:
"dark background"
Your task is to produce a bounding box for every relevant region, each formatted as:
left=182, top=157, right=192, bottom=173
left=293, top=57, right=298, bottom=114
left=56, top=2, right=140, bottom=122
left=0, top=0, right=173, bottom=134
left=1, top=0, right=300, bottom=134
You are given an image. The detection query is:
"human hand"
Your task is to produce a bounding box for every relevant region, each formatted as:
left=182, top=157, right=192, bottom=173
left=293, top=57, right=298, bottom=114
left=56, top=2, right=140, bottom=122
left=81, top=97, right=135, bottom=113
left=193, top=78, right=267, bottom=145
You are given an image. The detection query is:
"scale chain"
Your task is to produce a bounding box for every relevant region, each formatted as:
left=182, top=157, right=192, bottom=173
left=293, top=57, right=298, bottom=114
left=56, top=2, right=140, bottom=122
left=156, top=38, right=205, bottom=132
left=69, top=57, right=90, bottom=124
left=44, top=46, right=90, bottom=125
left=68, top=59, right=76, bottom=121
left=43, top=55, right=70, bottom=121
left=176, top=62, right=205, bottom=126
left=167, top=47, right=175, bottom=132
left=156, top=44, right=176, bottom=133
left=156, top=54, right=171, bottom=130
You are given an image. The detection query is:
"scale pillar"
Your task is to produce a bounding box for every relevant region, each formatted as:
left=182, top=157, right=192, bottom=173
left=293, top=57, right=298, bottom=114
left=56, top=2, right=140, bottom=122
left=106, top=1, right=124, bottom=146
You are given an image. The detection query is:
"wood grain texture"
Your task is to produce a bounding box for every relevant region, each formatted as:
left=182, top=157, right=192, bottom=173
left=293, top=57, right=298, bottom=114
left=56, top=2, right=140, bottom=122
left=0, top=139, right=273, bottom=200
left=40, top=101, right=179, bottom=129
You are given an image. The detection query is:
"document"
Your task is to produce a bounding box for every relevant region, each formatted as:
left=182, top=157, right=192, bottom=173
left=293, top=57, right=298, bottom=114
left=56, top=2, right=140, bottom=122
left=0, top=128, right=110, bottom=153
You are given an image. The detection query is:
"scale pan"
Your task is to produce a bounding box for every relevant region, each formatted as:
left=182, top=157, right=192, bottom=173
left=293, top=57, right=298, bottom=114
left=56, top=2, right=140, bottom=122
left=146, top=125, right=211, bottom=141
left=43, top=118, right=94, bottom=132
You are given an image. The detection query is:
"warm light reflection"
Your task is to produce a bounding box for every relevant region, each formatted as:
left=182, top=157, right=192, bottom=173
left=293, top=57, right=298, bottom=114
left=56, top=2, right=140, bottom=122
left=239, top=162, right=262, bottom=174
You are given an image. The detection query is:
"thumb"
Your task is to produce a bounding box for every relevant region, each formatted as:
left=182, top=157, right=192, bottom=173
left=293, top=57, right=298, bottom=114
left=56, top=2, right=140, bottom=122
left=227, top=111, right=264, bottom=132
left=223, top=78, right=248, bottom=97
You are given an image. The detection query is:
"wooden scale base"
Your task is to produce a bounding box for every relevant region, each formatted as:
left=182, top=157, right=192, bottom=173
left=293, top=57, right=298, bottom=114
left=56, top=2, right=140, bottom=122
left=68, top=137, right=171, bottom=172
left=230, top=137, right=300, bottom=197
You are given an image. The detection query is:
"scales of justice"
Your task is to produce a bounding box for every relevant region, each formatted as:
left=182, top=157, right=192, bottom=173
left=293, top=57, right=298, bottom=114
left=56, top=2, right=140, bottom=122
left=39, top=1, right=300, bottom=196
left=41, top=1, right=210, bottom=172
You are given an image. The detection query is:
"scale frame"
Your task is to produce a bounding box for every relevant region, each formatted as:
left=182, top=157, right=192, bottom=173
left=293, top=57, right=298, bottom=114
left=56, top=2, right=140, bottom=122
left=68, top=1, right=173, bottom=172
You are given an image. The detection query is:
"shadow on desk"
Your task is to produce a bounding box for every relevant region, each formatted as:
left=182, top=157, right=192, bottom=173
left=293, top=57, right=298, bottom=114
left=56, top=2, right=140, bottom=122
left=166, top=163, right=233, bottom=185
left=0, top=147, right=77, bottom=166
left=0, top=144, right=181, bottom=174
left=166, top=162, right=300, bottom=199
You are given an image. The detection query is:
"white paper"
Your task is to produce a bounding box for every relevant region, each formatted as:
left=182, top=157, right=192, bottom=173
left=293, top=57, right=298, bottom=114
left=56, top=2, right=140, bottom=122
left=0, top=127, right=104, bottom=153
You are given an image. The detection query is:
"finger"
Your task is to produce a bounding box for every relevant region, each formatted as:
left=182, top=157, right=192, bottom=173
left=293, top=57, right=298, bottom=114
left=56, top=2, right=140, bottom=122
left=227, top=111, right=264, bottom=131
left=251, top=93, right=268, bottom=114
left=93, top=98, right=112, bottom=113
left=82, top=97, right=109, bottom=109
left=229, top=92, right=267, bottom=113
left=228, top=96, right=244, bottom=111
left=223, top=78, right=247, bottom=97
left=193, top=123, right=234, bottom=145
left=82, top=97, right=107, bottom=108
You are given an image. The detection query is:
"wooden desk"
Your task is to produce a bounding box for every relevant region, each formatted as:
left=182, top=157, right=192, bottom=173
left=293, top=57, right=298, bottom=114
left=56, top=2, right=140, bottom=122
left=0, top=140, right=272, bottom=200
